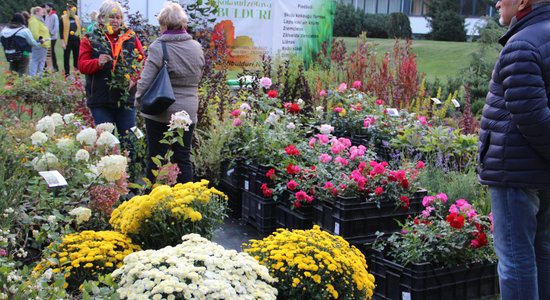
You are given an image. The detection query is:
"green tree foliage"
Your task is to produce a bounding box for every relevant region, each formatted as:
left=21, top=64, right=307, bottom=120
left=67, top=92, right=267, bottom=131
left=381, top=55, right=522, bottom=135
left=426, top=0, right=467, bottom=41
left=333, top=3, right=389, bottom=38
left=1, top=0, right=71, bottom=23
left=386, top=12, right=412, bottom=39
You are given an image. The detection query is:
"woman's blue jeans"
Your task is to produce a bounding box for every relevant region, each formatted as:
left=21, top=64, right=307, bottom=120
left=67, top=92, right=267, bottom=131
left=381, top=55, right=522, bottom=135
left=490, top=186, right=550, bottom=300
left=89, top=106, right=136, bottom=136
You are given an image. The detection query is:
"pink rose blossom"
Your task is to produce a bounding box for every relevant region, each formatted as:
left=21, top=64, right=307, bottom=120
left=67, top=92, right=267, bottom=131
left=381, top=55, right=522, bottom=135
left=417, top=115, right=427, bottom=125
left=436, top=193, right=448, bottom=202
left=416, top=161, right=425, bottom=169
left=422, top=196, right=436, bottom=207
left=231, top=109, right=241, bottom=117
left=352, top=80, right=362, bottom=89
left=286, top=180, right=298, bottom=190
left=364, top=116, right=376, bottom=128
left=233, top=118, right=242, bottom=127
left=319, top=89, right=327, bottom=97
left=333, top=107, right=343, bottom=113
left=376, top=99, right=383, bottom=105
left=319, top=153, right=333, bottom=164
left=259, top=77, right=272, bottom=89
left=316, top=134, right=329, bottom=144
left=338, top=83, right=347, bottom=92
left=309, top=137, right=317, bottom=148
left=334, top=156, right=349, bottom=166
left=375, top=186, right=384, bottom=195
left=422, top=206, right=435, bottom=218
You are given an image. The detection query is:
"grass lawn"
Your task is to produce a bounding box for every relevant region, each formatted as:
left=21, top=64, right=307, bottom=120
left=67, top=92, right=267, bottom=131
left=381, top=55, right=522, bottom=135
left=338, top=37, right=501, bottom=81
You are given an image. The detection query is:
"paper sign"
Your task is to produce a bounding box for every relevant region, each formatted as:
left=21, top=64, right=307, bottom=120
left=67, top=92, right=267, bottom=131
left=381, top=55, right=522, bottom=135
left=334, top=222, right=340, bottom=235
left=130, top=126, right=144, bottom=139
left=451, top=99, right=461, bottom=108
left=431, top=97, right=442, bottom=105
left=39, top=171, right=68, bottom=187
left=386, top=108, right=400, bottom=117
left=244, top=180, right=250, bottom=191
left=402, top=292, right=411, bottom=300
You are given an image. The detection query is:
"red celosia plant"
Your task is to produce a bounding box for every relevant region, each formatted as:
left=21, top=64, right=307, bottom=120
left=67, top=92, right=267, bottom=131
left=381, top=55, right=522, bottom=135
left=376, top=193, right=495, bottom=267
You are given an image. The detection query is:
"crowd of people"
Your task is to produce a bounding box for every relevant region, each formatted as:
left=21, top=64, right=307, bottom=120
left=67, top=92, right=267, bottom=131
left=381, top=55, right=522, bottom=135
left=1, top=0, right=204, bottom=187
left=1, top=3, right=82, bottom=77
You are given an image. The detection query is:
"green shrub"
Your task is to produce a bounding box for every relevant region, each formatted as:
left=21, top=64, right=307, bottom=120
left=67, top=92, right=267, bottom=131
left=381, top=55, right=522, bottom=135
left=363, top=14, right=389, bottom=38
left=386, top=12, right=412, bottom=39
left=333, top=3, right=389, bottom=38
left=426, top=0, right=467, bottom=41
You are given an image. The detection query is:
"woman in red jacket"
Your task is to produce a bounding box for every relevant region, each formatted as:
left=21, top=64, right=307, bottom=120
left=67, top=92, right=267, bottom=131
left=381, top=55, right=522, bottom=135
left=78, top=0, right=145, bottom=138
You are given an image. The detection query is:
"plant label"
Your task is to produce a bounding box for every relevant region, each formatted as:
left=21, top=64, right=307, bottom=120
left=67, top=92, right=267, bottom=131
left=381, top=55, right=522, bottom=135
left=226, top=168, right=235, bottom=176
left=402, top=292, right=411, bottom=300
left=334, top=222, right=340, bottom=235
left=451, top=99, right=461, bottom=108
left=244, top=180, right=249, bottom=190
left=39, top=170, right=68, bottom=187
left=130, top=126, right=144, bottom=139
left=431, top=97, right=442, bottom=105
left=386, top=108, right=400, bottom=117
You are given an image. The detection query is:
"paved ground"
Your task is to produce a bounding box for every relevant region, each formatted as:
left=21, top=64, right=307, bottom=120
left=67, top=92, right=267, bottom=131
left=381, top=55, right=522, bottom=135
left=212, top=216, right=262, bottom=251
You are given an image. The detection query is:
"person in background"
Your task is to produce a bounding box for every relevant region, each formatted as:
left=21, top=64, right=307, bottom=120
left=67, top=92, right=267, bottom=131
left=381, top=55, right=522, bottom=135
left=27, top=6, right=50, bottom=76
left=21, top=11, right=30, bottom=25
left=78, top=0, right=145, bottom=138
left=478, top=0, right=550, bottom=299
left=86, top=11, right=98, bottom=33
left=1, top=13, right=42, bottom=75
left=44, top=2, right=59, bottom=72
left=60, top=5, right=81, bottom=77
left=136, top=2, right=205, bottom=184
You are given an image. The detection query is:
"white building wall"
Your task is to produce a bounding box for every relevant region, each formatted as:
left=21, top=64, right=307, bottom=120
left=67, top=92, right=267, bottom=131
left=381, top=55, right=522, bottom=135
left=409, top=16, right=487, bottom=36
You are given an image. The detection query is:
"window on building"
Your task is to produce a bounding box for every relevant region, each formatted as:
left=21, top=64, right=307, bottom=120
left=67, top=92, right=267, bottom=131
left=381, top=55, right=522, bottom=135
left=365, top=0, right=377, bottom=13
left=461, top=0, right=474, bottom=16
left=389, top=0, right=402, bottom=13
left=474, top=0, right=489, bottom=16
left=411, top=0, right=431, bottom=16
left=377, top=0, right=389, bottom=13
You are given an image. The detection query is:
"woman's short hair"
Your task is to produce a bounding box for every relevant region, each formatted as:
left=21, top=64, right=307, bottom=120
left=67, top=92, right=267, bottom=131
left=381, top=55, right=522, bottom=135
left=157, top=2, right=188, bottom=30
left=97, top=0, right=124, bottom=24
left=30, top=6, right=43, bottom=15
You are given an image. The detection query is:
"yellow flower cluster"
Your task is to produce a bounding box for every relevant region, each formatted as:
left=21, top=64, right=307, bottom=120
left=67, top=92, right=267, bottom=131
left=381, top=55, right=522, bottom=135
left=244, top=225, right=375, bottom=299
left=34, top=230, right=140, bottom=291
left=109, top=180, right=228, bottom=249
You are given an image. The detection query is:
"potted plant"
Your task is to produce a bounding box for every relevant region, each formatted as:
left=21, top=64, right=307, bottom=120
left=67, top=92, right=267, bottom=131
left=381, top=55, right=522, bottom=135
left=370, top=193, right=498, bottom=299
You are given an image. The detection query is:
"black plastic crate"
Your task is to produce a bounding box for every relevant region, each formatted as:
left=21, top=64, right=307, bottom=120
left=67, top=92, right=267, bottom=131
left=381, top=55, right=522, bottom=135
left=314, top=190, right=426, bottom=244
left=220, top=178, right=242, bottom=218
left=276, top=203, right=313, bottom=230
left=241, top=189, right=277, bottom=235
left=368, top=252, right=499, bottom=300
left=240, top=164, right=272, bottom=196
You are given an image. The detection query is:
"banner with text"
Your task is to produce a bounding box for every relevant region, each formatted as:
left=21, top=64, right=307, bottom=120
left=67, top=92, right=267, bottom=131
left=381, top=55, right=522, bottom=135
left=210, top=0, right=335, bottom=70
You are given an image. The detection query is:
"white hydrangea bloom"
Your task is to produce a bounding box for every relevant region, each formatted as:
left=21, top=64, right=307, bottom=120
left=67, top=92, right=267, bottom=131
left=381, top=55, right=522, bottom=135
left=97, top=155, right=127, bottom=182
left=319, top=124, right=334, bottom=135
left=265, top=112, right=280, bottom=125
left=36, top=116, right=56, bottom=136
left=74, top=149, right=90, bottom=162
left=31, top=152, right=59, bottom=172
left=96, top=131, right=119, bottom=148
left=56, top=138, right=74, bottom=151
left=96, top=122, right=116, bottom=133
left=76, top=128, right=98, bottom=146
left=50, top=113, right=64, bottom=127
left=85, top=164, right=100, bottom=180
left=63, top=113, right=74, bottom=124
left=68, top=207, right=92, bottom=225
left=169, top=111, right=193, bottom=131
left=30, top=131, right=48, bottom=145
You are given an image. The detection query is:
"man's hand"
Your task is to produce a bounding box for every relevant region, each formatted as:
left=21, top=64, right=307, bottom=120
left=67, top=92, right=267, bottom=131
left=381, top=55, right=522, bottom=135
left=98, top=54, right=112, bottom=67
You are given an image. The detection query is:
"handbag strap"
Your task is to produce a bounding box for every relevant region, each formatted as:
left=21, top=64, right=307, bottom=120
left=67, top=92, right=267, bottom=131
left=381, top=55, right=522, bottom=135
left=161, top=41, right=169, bottom=65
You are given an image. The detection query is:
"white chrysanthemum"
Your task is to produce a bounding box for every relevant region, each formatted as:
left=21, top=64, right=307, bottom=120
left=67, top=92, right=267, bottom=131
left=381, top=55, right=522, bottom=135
left=96, top=122, right=116, bottom=133
left=76, top=128, right=97, bottom=146
left=30, top=131, right=48, bottom=145
left=36, top=116, right=56, bottom=136
left=74, top=149, right=90, bottom=162
left=68, top=207, right=92, bottom=225
left=56, top=138, right=74, bottom=151
left=97, top=155, right=127, bottom=182
left=169, top=111, right=193, bottom=131
left=319, top=124, right=334, bottom=135
left=50, top=113, right=64, bottom=127
left=63, top=113, right=74, bottom=124
left=31, top=152, right=59, bottom=172
left=286, top=122, right=296, bottom=130
left=96, top=131, right=119, bottom=148
left=265, top=112, right=280, bottom=125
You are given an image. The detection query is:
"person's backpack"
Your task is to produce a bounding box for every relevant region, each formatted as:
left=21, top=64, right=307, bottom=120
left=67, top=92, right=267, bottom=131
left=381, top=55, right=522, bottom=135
left=1, top=28, right=24, bottom=63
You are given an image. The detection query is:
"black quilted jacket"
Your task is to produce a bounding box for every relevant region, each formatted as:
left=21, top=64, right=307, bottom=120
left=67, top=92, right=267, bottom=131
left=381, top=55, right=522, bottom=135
left=478, top=4, right=550, bottom=188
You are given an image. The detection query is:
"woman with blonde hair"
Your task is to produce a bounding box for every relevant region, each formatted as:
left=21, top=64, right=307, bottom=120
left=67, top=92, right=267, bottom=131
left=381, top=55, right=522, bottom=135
left=27, top=6, right=50, bottom=76
left=136, top=2, right=205, bottom=184
left=78, top=0, right=145, bottom=139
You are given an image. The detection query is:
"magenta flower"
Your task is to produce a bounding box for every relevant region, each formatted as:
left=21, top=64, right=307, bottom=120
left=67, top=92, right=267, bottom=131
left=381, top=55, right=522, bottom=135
left=231, top=109, right=241, bottom=117
left=338, top=83, right=347, bottom=92
left=417, top=115, right=427, bottom=125
left=376, top=99, right=383, bottom=105
left=286, top=180, right=298, bottom=190
left=319, top=153, right=333, bottom=164
left=333, top=107, right=344, bottom=113
left=352, top=80, right=362, bottom=89
left=316, top=134, right=329, bottom=144
left=334, top=156, right=349, bottom=166
left=416, top=161, right=425, bottom=169
left=364, top=116, right=376, bottom=128
left=319, top=89, right=327, bottom=97
left=436, top=193, right=448, bottom=202
left=233, top=118, right=242, bottom=127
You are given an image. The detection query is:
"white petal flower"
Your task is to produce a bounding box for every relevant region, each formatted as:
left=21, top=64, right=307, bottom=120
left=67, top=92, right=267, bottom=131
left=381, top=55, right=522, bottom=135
left=36, top=116, right=56, bottom=136
left=50, top=113, right=64, bottom=127
left=96, top=155, right=127, bottom=182
left=319, top=124, right=334, bottom=135
left=96, top=122, right=116, bottom=133
left=76, top=128, right=98, bottom=146
left=56, top=137, right=74, bottom=151
left=169, top=111, right=193, bottom=131
left=68, top=207, right=92, bottom=225
left=63, top=113, right=75, bottom=124
left=96, top=131, right=119, bottom=148
left=286, top=122, right=296, bottom=130
left=30, top=131, right=48, bottom=145
left=31, top=152, right=59, bottom=172
left=74, top=149, right=90, bottom=162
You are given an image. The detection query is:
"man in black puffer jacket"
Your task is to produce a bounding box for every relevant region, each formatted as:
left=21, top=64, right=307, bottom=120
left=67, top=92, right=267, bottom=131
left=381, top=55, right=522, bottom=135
left=478, top=0, right=550, bottom=299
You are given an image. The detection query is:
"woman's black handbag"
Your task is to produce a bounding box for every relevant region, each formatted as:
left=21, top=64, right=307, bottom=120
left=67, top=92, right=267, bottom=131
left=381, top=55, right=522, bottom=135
left=139, top=41, right=175, bottom=115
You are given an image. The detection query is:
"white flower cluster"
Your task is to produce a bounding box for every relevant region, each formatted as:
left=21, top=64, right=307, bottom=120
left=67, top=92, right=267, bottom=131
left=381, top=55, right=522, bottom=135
left=36, top=116, right=56, bottom=136
left=113, top=234, right=277, bottom=300
left=76, top=128, right=98, bottom=146
left=74, top=149, right=90, bottom=162
left=96, top=122, right=116, bottom=133
left=50, top=113, right=64, bottom=127
left=96, top=155, right=127, bottom=182
left=319, top=124, right=334, bottom=135
left=96, top=131, right=120, bottom=148
left=31, top=152, right=59, bottom=172
left=56, top=137, right=74, bottom=151
left=169, top=110, right=193, bottom=131
left=68, top=207, right=92, bottom=225
left=30, top=131, right=48, bottom=145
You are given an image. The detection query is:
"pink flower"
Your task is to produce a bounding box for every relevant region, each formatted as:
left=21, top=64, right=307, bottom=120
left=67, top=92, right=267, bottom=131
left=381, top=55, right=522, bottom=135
left=309, top=137, right=316, bottom=148
left=286, top=180, right=298, bottom=190
left=0, top=249, right=7, bottom=257
left=422, top=206, right=435, bottom=218
left=436, top=193, right=448, bottom=202
left=330, top=141, right=346, bottom=155
left=296, top=190, right=313, bottom=203
left=319, top=89, right=327, bottom=97
left=374, top=186, right=384, bottom=196
left=349, top=145, right=366, bottom=160
left=338, top=83, right=347, bottom=92
left=422, top=196, right=436, bottom=207
left=376, top=99, right=383, bottom=105
left=324, top=181, right=334, bottom=189
left=231, top=109, right=241, bottom=117
left=416, top=161, right=425, bottom=169
left=316, top=134, right=329, bottom=144
left=233, top=118, right=242, bottom=127
left=259, top=77, right=272, bottom=89
left=319, top=153, right=332, bottom=164
left=338, top=138, right=352, bottom=147
left=352, top=80, right=362, bottom=89
left=334, top=156, right=348, bottom=166
left=417, top=115, right=427, bottom=125
left=266, top=168, right=276, bottom=180
left=364, top=116, right=376, bottom=128
left=333, top=107, right=344, bottom=113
